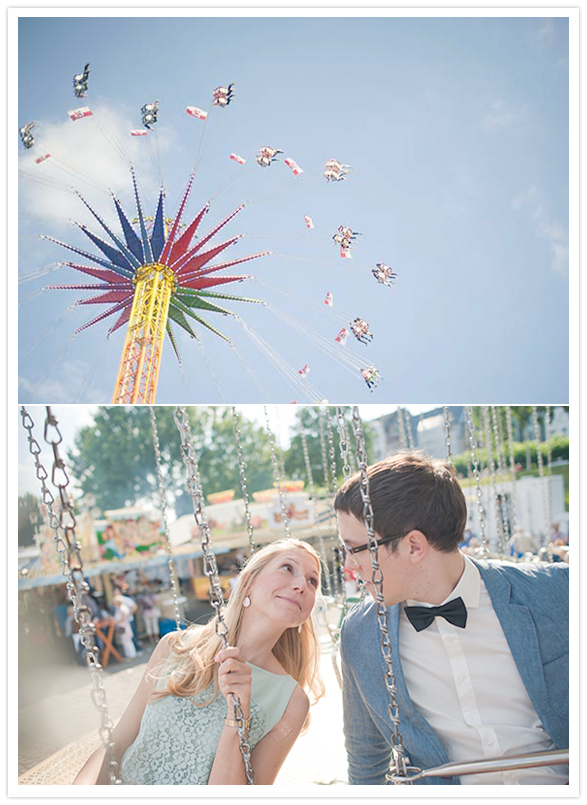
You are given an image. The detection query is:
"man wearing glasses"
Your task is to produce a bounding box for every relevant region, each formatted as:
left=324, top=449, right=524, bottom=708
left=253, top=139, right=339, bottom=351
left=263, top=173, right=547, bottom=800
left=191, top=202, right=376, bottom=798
left=334, top=452, right=568, bottom=786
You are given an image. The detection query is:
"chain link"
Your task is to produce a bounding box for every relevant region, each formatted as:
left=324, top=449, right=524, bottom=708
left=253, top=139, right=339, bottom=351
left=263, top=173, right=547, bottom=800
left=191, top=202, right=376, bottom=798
left=318, top=407, right=330, bottom=492
left=351, top=407, right=414, bottom=783
left=21, top=406, right=121, bottom=785
left=532, top=407, right=551, bottom=539
left=505, top=406, right=519, bottom=538
left=301, top=428, right=332, bottom=596
left=325, top=407, right=347, bottom=610
left=173, top=407, right=255, bottom=784
left=482, top=407, right=505, bottom=556
left=264, top=406, right=292, bottom=539
left=443, top=406, right=453, bottom=465
left=465, top=407, right=490, bottom=558
left=231, top=407, right=256, bottom=557
left=397, top=407, right=408, bottom=450
left=149, top=406, right=181, bottom=628
left=491, top=406, right=511, bottom=550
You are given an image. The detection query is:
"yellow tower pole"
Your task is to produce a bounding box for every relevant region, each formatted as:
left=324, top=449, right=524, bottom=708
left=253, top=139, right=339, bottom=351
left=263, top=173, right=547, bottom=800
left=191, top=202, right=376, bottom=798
left=112, top=263, right=176, bottom=404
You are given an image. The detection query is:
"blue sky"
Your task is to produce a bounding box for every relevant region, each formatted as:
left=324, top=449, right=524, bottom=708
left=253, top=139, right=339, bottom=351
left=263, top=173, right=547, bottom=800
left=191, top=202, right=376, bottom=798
left=16, top=12, right=571, bottom=405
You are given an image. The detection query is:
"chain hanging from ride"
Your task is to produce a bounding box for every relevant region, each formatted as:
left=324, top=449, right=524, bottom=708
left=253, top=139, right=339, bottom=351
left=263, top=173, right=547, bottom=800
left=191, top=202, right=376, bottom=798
left=173, top=406, right=255, bottom=784
left=545, top=406, right=553, bottom=480
left=532, top=406, right=551, bottom=539
left=20, top=406, right=121, bottom=785
left=231, top=407, right=256, bottom=557
left=301, top=427, right=332, bottom=596
left=149, top=406, right=182, bottom=628
left=481, top=407, right=506, bottom=556
left=443, top=406, right=453, bottom=465
left=318, top=407, right=331, bottom=492
left=419, top=411, right=429, bottom=454
left=264, top=406, right=292, bottom=539
left=351, top=407, right=415, bottom=784
left=397, top=407, right=409, bottom=450
left=464, top=406, right=490, bottom=558
left=324, top=407, right=347, bottom=610
left=491, top=406, right=512, bottom=549
left=504, top=406, right=520, bottom=538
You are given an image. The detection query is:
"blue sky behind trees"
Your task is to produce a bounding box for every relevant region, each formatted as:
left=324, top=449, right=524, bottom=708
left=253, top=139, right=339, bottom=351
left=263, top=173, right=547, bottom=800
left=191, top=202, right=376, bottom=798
left=16, top=12, right=571, bottom=404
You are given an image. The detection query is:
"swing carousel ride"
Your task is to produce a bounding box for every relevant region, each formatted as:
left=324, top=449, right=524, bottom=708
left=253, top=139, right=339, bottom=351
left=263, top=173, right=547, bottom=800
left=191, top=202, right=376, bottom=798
left=19, top=62, right=393, bottom=404
left=18, top=404, right=569, bottom=786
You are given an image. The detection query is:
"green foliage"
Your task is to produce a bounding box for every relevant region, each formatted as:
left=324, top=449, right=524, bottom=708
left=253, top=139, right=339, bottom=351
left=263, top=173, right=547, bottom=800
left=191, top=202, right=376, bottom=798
left=18, top=492, right=42, bottom=547
left=284, top=407, right=374, bottom=492
left=452, top=436, right=569, bottom=478
left=67, top=407, right=274, bottom=517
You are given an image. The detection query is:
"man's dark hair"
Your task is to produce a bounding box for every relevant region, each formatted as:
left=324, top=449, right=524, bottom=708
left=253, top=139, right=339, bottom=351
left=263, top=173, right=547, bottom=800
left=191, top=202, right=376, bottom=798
left=334, top=451, right=467, bottom=553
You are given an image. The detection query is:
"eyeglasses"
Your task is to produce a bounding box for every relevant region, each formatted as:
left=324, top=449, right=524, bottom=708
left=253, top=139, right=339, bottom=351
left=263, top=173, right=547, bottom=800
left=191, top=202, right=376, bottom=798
left=339, top=534, right=405, bottom=567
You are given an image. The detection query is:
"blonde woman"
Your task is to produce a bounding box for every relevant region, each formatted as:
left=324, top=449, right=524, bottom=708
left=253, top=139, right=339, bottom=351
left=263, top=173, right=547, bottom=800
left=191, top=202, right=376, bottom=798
left=74, top=538, right=325, bottom=785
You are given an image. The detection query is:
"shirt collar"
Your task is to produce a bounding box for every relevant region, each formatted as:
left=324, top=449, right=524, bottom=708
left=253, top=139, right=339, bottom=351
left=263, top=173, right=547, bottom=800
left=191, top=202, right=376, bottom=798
left=404, top=553, right=481, bottom=609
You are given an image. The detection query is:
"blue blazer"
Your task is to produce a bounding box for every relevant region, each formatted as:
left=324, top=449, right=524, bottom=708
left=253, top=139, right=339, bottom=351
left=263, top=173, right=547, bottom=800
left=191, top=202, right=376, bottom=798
left=340, top=559, right=569, bottom=785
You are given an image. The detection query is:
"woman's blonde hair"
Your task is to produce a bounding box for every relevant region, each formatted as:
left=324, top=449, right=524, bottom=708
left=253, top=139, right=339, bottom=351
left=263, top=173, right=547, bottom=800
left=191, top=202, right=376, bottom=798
left=150, top=538, right=325, bottom=727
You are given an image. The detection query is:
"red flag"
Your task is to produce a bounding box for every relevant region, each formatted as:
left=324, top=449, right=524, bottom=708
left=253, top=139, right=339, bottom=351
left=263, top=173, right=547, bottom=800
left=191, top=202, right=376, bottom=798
left=129, top=129, right=148, bottom=136
left=230, top=153, right=246, bottom=165
left=34, top=153, right=51, bottom=164
left=324, top=291, right=334, bottom=307
left=304, top=215, right=314, bottom=229
left=335, top=327, right=349, bottom=345
left=186, top=106, right=208, bottom=120
left=68, top=107, right=93, bottom=121
left=285, top=157, right=303, bottom=176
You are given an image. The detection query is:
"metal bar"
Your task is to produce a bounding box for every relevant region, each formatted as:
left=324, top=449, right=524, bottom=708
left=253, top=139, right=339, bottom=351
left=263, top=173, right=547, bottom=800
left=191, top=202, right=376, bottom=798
left=387, top=748, right=568, bottom=783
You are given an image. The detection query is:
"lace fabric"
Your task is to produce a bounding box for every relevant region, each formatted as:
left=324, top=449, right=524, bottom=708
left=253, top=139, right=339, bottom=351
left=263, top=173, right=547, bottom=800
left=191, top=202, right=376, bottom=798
left=120, top=665, right=297, bottom=785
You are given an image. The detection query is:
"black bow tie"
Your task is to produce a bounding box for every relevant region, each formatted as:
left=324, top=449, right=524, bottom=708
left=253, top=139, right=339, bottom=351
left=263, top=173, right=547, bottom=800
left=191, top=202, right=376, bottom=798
left=404, top=596, right=468, bottom=632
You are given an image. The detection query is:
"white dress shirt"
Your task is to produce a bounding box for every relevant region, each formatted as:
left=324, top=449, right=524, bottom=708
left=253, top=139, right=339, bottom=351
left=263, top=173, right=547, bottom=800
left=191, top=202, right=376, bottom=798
left=399, top=555, right=568, bottom=785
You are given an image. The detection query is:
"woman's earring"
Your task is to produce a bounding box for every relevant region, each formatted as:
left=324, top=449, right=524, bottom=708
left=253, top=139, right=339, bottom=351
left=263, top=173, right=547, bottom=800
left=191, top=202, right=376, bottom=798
left=298, top=623, right=303, bottom=633
left=243, top=596, right=251, bottom=608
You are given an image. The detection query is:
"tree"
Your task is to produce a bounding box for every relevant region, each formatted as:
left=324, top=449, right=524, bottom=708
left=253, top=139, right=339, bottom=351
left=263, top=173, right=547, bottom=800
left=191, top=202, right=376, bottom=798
left=67, top=407, right=274, bottom=517
left=18, top=493, right=42, bottom=547
left=284, top=406, right=374, bottom=492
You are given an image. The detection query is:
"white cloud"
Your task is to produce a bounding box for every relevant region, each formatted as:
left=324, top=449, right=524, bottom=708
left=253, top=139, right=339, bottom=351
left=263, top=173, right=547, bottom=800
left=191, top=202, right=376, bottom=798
left=18, top=104, right=176, bottom=230
left=512, top=186, right=569, bottom=277
left=18, top=361, right=108, bottom=403
left=483, top=98, right=528, bottom=130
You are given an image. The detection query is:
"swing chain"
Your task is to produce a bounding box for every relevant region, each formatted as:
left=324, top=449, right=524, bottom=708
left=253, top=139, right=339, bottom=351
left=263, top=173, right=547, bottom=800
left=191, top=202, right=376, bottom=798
left=504, top=406, right=519, bottom=537
left=318, top=408, right=331, bottom=492
left=443, top=406, right=453, bottom=465
left=351, top=407, right=413, bottom=783
left=532, top=407, right=551, bottom=539
left=491, top=406, right=512, bottom=548
left=149, top=406, right=181, bottom=629
left=397, top=407, right=408, bottom=450
left=326, top=407, right=347, bottom=609
left=20, top=407, right=121, bottom=785
left=173, top=407, right=255, bottom=784
left=465, top=407, right=490, bottom=558
left=301, top=427, right=333, bottom=597
left=264, top=407, right=292, bottom=539
left=482, top=407, right=505, bottom=556
left=336, top=407, right=352, bottom=481
left=231, top=407, right=256, bottom=557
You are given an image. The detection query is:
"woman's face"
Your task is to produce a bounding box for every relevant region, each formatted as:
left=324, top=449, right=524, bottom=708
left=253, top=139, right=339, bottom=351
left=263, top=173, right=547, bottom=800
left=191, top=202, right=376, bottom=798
left=249, top=550, right=320, bottom=627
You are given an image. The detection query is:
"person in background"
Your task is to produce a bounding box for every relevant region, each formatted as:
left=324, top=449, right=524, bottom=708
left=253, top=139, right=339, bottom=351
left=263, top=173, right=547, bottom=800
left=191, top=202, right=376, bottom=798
left=112, top=594, right=137, bottom=660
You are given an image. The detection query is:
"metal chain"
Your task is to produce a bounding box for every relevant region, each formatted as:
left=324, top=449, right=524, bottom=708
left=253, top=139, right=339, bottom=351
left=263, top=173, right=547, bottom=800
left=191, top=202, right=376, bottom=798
left=505, top=406, right=519, bottom=538
left=465, top=407, right=490, bottom=558
left=397, top=407, right=408, bottom=450
left=231, top=407, right=256, bottom=557
left=419, top=411, right=429, bottom=453
left=264, top=406, right=292, bottom=539
left=443, top=406, right=453, bottom=465
left=318, top=407, right=330, bottom=492
left=20, top=406, right=121, bottom=785
left=482, top=407, right=505, bottom=556
left=173, top=406, right=254, bottom=784
left=351, top=407, right=414, bottom=783
left=545, top=406, right=553, bottom=479
left=325, top=407, right=347, bottom=610
left=491, top=406, right=512, bottom=549
left=149, top=406, right=181, bottom=628
left=301, top=428, right=332, bottom=596
left=404, top=408, right=414, bottom=450
left=532, top=406, right=551, bottom=539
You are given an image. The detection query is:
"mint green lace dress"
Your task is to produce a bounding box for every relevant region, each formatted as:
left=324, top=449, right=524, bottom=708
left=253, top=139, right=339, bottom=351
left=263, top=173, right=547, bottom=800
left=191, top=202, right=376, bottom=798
left=120, top=664, right=298, bottom=785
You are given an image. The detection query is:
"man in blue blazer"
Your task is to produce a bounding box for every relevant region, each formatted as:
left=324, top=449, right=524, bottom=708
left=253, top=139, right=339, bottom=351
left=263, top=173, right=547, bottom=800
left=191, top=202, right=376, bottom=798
left=335, top=452, right=569, bottom=785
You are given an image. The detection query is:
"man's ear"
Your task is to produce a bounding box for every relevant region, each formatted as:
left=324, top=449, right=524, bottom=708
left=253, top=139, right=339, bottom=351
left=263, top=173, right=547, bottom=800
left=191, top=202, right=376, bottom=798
left=404, top=530, right=428, bottom=563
